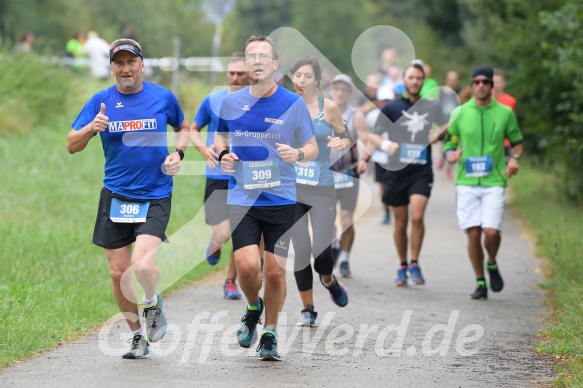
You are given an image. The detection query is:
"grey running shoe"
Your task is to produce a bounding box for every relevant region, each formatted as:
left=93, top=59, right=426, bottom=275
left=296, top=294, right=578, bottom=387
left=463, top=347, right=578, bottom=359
left=296, top=306, right=318, bottom=327
left=122, top=334, right=149, bottom=359
left=237, top=297, right=264, bottom=348
left=257, top=333, right=281, bottom=361
left=339, top=261, right=351, bottom=277
left=143, top=291, right=167, bottom=342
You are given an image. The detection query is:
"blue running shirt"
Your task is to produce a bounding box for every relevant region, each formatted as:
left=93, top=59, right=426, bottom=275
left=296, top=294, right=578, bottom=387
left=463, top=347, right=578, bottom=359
left=217, top=86, right=316, bottom=206
left=194, top=89, right=229, bottom=180
left=299, top=96, right=334, bottom=186
left=71, top=82, right=185, bottom=199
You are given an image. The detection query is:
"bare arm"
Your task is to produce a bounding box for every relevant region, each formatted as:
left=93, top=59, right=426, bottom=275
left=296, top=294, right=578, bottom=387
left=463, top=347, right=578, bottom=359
left=66, top=102, right=107, bottom=154
left=324, top=99, right=351, bottom=151
left=189, top=122, right=219, bottom=167
left=164, top=119, right=190, bottom=176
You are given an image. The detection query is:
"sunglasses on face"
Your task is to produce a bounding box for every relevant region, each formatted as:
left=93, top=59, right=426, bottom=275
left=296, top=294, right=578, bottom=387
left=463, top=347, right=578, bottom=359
left=472, top=78, right=492, bottom=86
left=228, top=71, right=247, bottom=76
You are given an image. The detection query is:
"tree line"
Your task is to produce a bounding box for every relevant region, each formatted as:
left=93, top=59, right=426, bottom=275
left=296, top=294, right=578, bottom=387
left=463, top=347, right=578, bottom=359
left=1, top=0, right=581, bottom=201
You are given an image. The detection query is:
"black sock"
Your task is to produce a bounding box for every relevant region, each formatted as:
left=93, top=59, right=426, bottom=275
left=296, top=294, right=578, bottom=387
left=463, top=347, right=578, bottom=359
left=400, top=262, right=408, bottom=267
left=411, top=260, right=418, bottom=265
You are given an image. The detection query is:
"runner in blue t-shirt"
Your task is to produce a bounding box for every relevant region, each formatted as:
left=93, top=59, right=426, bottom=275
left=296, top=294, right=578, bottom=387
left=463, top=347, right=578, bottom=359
left=289, top=57, right=350, bottom=328
left=189, top=52, right=248, bottom=300
left=67, top=39, right=189, bottom=360
left=215, top=36, right=318, bottom=361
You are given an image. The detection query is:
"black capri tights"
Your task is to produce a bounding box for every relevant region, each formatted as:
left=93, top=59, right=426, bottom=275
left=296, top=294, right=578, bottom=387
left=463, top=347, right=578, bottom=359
left=291, top=185, right=337, bottom=292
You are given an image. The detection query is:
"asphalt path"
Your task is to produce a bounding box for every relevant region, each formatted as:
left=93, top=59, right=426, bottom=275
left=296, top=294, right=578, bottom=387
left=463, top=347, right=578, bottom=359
left=1, top=153, right=555, bottom=387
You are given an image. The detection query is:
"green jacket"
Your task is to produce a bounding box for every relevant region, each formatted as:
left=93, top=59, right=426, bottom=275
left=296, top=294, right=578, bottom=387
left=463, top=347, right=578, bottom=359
left=443, top=97, right=523, bottom=187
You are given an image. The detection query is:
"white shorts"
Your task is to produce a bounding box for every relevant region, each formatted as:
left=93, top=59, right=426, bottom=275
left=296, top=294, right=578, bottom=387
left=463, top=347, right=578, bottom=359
left=456, top=185, right=505, bottom=231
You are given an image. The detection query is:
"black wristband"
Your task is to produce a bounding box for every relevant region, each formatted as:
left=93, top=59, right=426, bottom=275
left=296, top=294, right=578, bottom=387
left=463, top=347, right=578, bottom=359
left=174, top=148, right=184, bottom=160
left=218, top=150, right=230, bottom=162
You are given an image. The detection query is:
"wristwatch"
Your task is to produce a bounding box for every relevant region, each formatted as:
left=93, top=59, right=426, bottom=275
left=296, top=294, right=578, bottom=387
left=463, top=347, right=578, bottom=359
left=174, top=148, right=185, bottom=160
left=511, top=153, right=521, bottom=160
left=297, top=149, right=304, bottom=161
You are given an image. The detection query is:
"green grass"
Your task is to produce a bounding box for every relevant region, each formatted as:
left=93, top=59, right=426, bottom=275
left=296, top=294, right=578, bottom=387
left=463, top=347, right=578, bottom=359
left=509, top=161, right=583, bottom=386
left=0, top=58, right=229, bottom=368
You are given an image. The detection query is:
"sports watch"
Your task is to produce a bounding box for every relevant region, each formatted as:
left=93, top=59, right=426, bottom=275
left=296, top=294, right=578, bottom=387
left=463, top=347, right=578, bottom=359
left=297, top=149, right=304, bottom=161
left=174, top=148, right=185, bottom=160
left=511, top=153, right=521, bottom=160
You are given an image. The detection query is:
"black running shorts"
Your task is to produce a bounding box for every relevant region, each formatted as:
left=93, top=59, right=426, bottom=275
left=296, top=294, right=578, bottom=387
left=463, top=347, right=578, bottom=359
left=229, top=204, right=295, bottom=258
left=92, top=187, right=171, bottom=249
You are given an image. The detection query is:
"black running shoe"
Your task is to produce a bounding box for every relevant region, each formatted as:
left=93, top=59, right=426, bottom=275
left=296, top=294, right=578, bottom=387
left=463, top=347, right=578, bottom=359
left=470, top=284, right=488, bottom=300
left=487, top=264, right=504, bottom=292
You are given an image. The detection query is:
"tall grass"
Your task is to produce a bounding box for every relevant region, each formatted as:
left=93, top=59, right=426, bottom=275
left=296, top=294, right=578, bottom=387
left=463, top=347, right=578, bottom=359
left=0, top=54, right=227, bottom=367
left=509, top=161, right=583, bottom=386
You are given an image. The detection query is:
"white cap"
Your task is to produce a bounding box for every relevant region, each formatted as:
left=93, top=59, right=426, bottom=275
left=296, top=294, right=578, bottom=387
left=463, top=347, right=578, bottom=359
left=332, top=74, right=354, bottom=91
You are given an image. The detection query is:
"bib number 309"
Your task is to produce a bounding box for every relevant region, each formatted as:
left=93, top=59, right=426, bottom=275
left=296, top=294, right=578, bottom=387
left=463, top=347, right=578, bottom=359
left=243, top=160, right=281, bottom=189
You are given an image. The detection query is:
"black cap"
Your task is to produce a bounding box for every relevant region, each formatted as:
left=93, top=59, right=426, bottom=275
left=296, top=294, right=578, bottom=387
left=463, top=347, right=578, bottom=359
left=471, top=66, right=494, bottom=80
left=110, top=43, right=143, bottom=63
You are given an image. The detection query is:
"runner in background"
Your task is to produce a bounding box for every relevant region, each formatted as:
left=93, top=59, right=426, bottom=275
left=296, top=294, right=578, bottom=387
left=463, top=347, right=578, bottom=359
left=290, top=57, right=350, bottom=327
left=190, top=52, right=249, bottom=300
left=329, top=74, right=370, bottom=277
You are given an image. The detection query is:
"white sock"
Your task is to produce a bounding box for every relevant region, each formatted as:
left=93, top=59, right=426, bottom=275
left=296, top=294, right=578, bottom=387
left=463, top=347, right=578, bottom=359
left=131, top=327, right=144, bottom=336
left=143, top=293, right=158, bottom=308
left=322, top=276, right=335, bottom=288
left=339, top=251, right=350, bottom=263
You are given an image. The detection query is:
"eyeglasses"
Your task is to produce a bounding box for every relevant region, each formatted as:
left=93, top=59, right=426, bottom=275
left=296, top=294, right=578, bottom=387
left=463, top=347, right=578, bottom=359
left=245, top=54, right=274, bottom=62
left=472, top=78, right=492, bottom=86
left=332, top=87, right=351, bottom=93
left=228, top=71, right=247, bottom=76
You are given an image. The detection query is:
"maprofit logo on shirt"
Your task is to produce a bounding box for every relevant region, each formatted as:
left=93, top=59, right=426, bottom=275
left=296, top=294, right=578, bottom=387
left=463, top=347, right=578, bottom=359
left=264, top=117, right=284, bottom=125
left=108, top=119, right=158, bottom=132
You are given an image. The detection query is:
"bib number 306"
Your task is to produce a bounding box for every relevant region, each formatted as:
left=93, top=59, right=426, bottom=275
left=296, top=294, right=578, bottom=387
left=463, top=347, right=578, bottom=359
left=110, top=198, right=150, bottom=223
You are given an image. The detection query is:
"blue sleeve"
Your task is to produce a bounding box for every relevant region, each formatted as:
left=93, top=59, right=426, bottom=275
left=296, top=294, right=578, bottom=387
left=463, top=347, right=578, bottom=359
left=71, top=93, right=102, bottom=130
left=294, top=99, right=316, bottom=145
left=164, top=90, right=185, bottom=128
left=194, top=96, right=211, bottom=128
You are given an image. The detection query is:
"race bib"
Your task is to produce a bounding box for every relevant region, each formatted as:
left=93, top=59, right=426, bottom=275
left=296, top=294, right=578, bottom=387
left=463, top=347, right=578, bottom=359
left=242, top=160, right=281, bottom=189
left=399, top=143, right=427, bottom=165
left=465, top=156, right=493, bottom=177
left=110, top=198, right=150, bottom=223
left=372, top=150, right=389, bottom=165
left=295, top=161, right=320, bottom=186
left=333, top=171, right=354, bottom=189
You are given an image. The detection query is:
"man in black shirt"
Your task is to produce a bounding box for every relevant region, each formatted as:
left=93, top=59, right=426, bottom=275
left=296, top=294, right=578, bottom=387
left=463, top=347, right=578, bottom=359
left=362, top=63, right=447, bottom=287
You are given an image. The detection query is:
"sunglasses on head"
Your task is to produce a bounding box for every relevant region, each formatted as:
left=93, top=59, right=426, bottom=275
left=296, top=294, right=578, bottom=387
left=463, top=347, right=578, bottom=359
left=472, top=78, right=492, bottom=86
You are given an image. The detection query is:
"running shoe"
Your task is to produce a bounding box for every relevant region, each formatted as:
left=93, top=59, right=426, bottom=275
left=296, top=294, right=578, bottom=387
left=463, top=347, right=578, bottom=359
left=321, top=275, right=348, bottom=307
left=395, top=265, right=408, bottom=286
left=408, top=263, right=425, bottom=285
left=487, top=263, right=504, bottom=292
left=237, top=297, right=264, bottom=348
left=122, top=334, right=149, bottom=359
left=381, top=211, right=391, bottom=224
left=143, top=291, right=167, bottom=342
left=224, top=279, right=242, bottom=300
left=339, top=261, right=351, bottom=277
left=205, top=240, right=220, bottom=265
left=257, top=333, right=281, bottom=361
left=296, top=306, right=318, bottom=327
left=470, top=284, right=488, bottom=300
